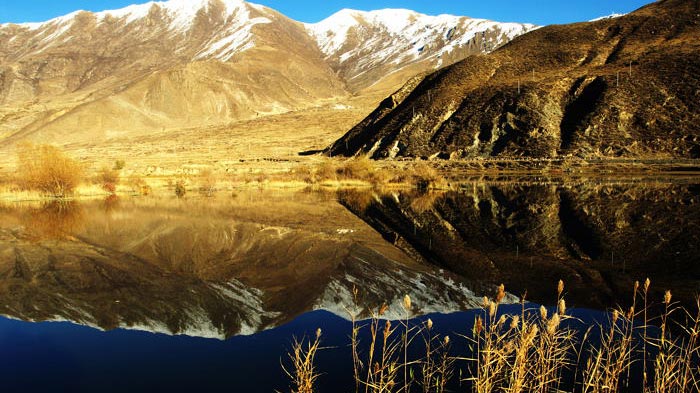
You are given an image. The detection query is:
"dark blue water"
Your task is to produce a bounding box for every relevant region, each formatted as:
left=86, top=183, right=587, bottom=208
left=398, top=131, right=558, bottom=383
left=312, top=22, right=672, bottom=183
left=0, top=311, right=344, bottom=393
left=0, top=306, right=613, bottom=393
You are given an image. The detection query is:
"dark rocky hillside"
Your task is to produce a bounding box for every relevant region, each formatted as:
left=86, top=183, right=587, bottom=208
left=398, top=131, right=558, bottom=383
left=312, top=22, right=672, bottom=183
left=329, top=0, right=700, bottom=160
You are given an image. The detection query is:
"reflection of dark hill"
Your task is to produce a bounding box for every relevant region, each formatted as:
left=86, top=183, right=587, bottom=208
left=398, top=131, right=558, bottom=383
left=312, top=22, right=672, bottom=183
left=329, top=0, right=700, bottom=159
left=0, top=193, right=484, bottom=338
left=339, top=181, right=700, bottom=309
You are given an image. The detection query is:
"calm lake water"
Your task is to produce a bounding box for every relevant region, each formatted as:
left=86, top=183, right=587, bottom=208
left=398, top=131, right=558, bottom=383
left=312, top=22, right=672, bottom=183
left=0, top=177, right=697, bottom=392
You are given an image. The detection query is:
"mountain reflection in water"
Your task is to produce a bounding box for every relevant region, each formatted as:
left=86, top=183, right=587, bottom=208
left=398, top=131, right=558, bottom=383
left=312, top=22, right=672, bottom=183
left=0, top=178, right=697, bottom=340
left=0, top=190, right=483, bottom=339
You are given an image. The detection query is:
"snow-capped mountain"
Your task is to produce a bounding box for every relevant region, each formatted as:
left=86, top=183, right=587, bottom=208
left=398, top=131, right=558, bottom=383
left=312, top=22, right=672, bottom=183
left=588, top=13, right=625, bottom=22
left=0, top=0, right=345, bottom=145
left=8, top=0, right=272, bottom=62
left=306, top=9, right=537, bottom=91
left=0, top=0, right=535, bottom=147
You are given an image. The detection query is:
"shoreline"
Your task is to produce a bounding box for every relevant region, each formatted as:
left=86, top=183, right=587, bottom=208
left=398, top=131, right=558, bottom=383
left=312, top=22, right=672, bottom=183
left=2, top=155, right=700, bottom=203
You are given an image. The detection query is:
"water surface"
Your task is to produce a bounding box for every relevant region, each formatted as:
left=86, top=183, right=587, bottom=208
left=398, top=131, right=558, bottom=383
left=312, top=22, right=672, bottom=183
left=0, top=178, right=697, bottom=391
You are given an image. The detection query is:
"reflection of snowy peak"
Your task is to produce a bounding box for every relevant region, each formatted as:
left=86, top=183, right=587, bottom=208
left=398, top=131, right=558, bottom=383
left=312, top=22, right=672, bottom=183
left=0, top=196, right=507, bottom=340
left=0, top=254, right=493, bottom=340
left=313, top=255, right=514, bottom=321
left=306, top=8, right=537, bottom=90
left=4, top=278, right=276, bottom=341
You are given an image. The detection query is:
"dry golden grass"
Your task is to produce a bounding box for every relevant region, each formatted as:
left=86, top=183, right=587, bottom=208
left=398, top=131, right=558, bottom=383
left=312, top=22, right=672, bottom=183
left=645, top=290, right=700, bottom=393
left=0, top=138, right=690, bottom=203
left=197, top=168, right=219, bottom=196
left=410, top=163, right=448, bottom=191
left=0, top=96, right=378, bottom=175
left=343, top=156, right=378, bottom=181
left=420, top=318, right=453, bottom=393
left=349, top=296, right=405, bottom=392
left=125, top=175, right=152, bottom=196
left=306, top=156, right=444, bottom=190
left=174, top=180, right=187, bottom=198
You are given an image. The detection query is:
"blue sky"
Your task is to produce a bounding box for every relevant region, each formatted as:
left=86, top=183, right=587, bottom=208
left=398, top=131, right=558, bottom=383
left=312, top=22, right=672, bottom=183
left=0, top=0, right=654, bottom=25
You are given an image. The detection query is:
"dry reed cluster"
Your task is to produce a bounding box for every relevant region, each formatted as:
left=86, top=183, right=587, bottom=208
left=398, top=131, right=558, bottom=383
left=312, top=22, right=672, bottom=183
left=283, top=328, right=324, bottom=393
left=283, top=279, right=700, bottom=392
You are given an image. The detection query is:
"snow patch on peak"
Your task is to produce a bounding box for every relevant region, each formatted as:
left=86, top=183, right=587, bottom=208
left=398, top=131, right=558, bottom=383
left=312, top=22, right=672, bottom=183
left=353, top=9, right=424, bottom=35
left=195, top=16, right=270, bottom=61
left=95, top=3, right=152, bottom=24
left=306, top=8, right=440, bottom=54
left=5, top=0, right=253, bottom=33
left=1, top=0, right=271, bottom=61
left=95, top=0, right=248, bottom=31
left=589, top=13, right=625, bottom=22
left=12, top=22, right=43, bottom=30
left=304, top=9, right=361, bottom=55
left=8, top=10, right=82, bottom=34
left=328, top=8, right=364, bottom=20
left=93, top=0, right=272, bottom=60
left=307, top=7, right=537, bottom=74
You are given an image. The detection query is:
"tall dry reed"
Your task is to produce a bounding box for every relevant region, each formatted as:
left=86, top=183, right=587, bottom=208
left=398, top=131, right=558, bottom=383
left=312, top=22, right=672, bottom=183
left=282, top=328, right=324, bottom=393
left=283, top=280, right=700, bottom=393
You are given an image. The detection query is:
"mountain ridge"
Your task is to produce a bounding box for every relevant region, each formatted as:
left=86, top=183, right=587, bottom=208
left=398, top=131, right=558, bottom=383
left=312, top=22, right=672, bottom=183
left=305, top=8, right=536, bottom=92
left=0, top=0, right=534, bottom=149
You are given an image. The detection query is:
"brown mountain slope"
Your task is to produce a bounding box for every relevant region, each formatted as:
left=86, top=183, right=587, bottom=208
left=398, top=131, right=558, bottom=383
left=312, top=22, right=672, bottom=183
left=0, top=0, right=347, bottom=147
left=328, top=0, right=700, bottom=160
